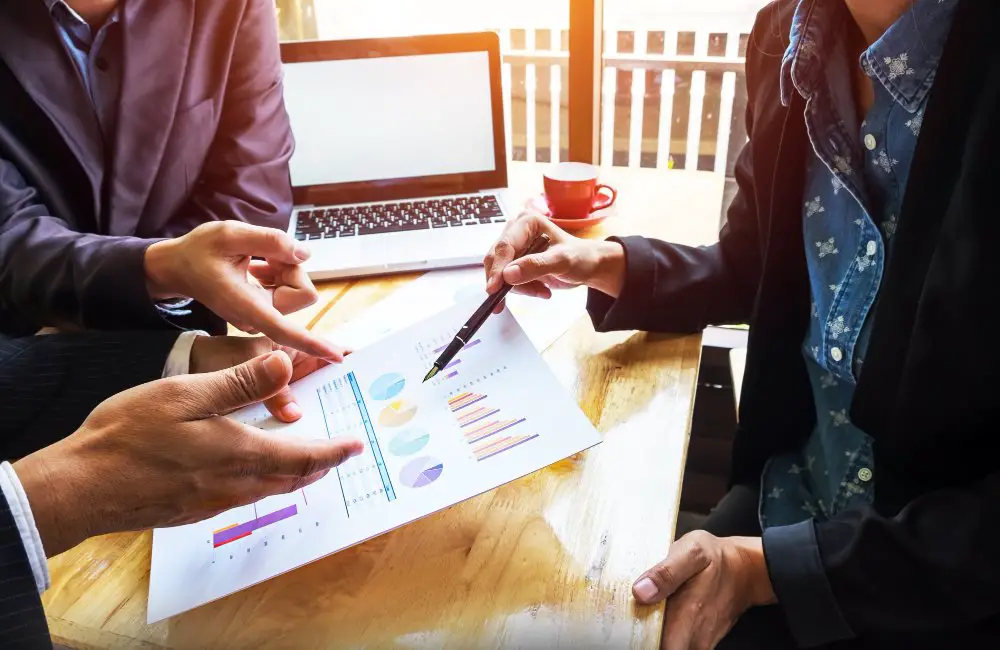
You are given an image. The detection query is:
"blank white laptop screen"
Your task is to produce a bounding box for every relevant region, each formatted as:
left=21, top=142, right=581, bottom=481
left=282, top=51, right=496, bottom=188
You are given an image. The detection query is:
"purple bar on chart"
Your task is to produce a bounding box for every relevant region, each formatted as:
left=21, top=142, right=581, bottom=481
left=446, top=371, right=459, bottom=379
left=444, top=359, right=462, bottom=370
left=434, top=338, right=482, bottom=354
left=213, top=504, right=298, bottom=547
left=477, top=434, right=540, bottom=461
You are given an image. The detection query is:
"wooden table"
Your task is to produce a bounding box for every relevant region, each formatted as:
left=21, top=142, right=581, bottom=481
left=43, top=163, right=721, bottom=649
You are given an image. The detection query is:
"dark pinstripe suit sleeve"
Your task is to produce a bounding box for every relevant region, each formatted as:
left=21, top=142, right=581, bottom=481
left=0, top=491, right=50, bottom=649
left=0, top=332, right=180, bottom=644
left=0, top=331, right=180, bottom=459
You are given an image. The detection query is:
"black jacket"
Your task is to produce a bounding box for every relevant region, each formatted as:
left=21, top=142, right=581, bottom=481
left=588, top=0, right=1000, bottom=647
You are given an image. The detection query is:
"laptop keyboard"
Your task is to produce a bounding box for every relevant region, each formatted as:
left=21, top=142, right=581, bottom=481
left=294, top=195, right=506, bottom=240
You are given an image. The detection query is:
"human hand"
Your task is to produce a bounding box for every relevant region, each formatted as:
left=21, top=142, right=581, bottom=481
left=632, top=531, right=776, bottom=650
left=189, top=335, right=349, bottom=423
left=13, top=351, right=364, bottom=556
left=144, top=221, right=338, bottom=359
left=482, top=211, right=626, bottom=312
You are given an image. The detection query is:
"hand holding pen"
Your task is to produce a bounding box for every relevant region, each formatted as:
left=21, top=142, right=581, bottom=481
left=423, top=233, right=551, bottom=382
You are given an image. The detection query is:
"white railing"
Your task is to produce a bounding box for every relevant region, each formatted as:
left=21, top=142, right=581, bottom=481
left=497, top=29, right=747, bottom=175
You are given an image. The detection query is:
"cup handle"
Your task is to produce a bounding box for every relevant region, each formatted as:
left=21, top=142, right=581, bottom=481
left=591, top=185, right=617, bottom=212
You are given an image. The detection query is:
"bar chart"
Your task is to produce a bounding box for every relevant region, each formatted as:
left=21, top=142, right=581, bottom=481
left=415, top=332, right=484, bottom=383
left=213, top=504, right=299, bottom=548
left=447, top=392, right=538, bottom=462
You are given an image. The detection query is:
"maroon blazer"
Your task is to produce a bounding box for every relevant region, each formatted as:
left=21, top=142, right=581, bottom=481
left=0, top=0, right=294, bottom=335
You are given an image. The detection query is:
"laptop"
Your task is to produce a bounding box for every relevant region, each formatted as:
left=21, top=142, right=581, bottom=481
left=280, top=33, right=512, bottom=281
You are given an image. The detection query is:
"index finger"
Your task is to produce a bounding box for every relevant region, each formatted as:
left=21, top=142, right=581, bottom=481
left=221, top=222, right=309, bottom=266
left=233, top=293, right=340, bottom=360
left=483, top=213, right=548, bottom=294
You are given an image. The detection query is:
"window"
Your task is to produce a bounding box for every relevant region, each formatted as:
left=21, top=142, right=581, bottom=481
left=273, top=0, right=570, bottom=165
left=600, top=1, right=772, bottom=232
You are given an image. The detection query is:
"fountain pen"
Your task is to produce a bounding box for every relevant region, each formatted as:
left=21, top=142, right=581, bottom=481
left=423, top=233, right=551, bottom=382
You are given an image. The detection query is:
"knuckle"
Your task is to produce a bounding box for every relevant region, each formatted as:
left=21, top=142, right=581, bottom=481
left=493, top=239, right=515, bottom=260
left=652, top=564, right=675, bottom=589
left=225, top=363, right=261, bottom=405
left=265, top=227, right=288, bottom=251
left=295, top=450, right=322, bottom=478
left=685, top=531, right=713, bottom=562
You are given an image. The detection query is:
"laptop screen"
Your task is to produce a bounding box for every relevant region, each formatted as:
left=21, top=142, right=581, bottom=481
left=283, top=51, right=497, bottom=189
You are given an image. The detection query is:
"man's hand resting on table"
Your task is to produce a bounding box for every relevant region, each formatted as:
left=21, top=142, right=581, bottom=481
left=12, top=351, right=363, bottom=557
left=189, top=335, right=349, bottom=423
left=143, top=221, right=339, bottom=359
left=631, top=531, right=777, bottom=650
left=483, top=211, right=627, bottom=311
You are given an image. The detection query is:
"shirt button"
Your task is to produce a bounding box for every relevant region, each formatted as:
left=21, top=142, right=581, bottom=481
left=866, top=240, right=877, bottom=256
left=831, top=347, right=843, bottom=362
left=858, top=468, right=873, bottom=482
left=864, top=134, right=877, bottom=151
left=95, top=57, right=109, bottom=72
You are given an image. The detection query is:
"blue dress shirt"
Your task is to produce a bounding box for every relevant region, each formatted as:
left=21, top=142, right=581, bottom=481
left=760, top=0, right=958, bottom=530
left=44, top=0, right=122, bottom=142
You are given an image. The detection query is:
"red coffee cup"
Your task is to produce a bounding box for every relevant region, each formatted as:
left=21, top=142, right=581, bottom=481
left=543, top=162, right=617, bottom=219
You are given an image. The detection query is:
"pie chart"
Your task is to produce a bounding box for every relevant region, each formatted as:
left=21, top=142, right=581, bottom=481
left=389, top=428, right=430, bottom=456
left=378, top=399, right=417, bottom=428
left=400, top=456, right=444, bottom=488
left=369, top=372, right=406, bottom=401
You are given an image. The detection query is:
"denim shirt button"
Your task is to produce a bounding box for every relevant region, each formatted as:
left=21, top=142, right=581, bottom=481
left=864, top=134, right=877, bottom=150
left=866, top=240, right=877, bottom=256
left=831, top=347, right=844, bottom=362
left=858, top=468, right=873, bottom=482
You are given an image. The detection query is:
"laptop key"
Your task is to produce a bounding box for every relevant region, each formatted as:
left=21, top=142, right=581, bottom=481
left=399, top=222, right=430, bottom=232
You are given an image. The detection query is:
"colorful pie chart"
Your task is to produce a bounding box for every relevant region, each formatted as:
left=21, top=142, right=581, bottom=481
left=389, top=428, right=431, bottom=456
left=378, top=399, right=417, bottom=428
left=400, top=456, right=444, bottom=488
left=369, top=372, right=406, bottom=401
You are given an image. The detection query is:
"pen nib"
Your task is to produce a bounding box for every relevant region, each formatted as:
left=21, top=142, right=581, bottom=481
left=422, top=366, right=440, bottom=383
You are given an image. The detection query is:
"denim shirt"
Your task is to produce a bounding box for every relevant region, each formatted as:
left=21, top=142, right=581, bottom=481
left=43, top=0, right=122, bottom=141
left=760, top=0, right=958, bottom=529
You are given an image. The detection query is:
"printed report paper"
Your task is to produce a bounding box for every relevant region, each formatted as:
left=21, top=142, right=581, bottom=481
left=147, top=304, right=601, bottom=622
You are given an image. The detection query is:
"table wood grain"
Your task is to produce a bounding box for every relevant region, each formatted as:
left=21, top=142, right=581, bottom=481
left=42, top=163, right=721, bottom=649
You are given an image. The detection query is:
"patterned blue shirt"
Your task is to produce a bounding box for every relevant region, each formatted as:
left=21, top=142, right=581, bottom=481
left=760, top=0, right=958, bottom=528
left=43, top=0, right=122, bottom=141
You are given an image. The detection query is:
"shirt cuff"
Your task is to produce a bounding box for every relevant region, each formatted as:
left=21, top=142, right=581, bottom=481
left=763, top=519, right=854, bottom=647
left=162, top=330, right=208, bottom=378
left=155, top=297, right=195, bottom=318
left=0, top=462, right=50, bottom=594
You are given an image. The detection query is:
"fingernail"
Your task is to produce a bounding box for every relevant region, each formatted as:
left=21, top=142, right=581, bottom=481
left=282, top=403, right=302, bottom=421
left=348, top=440, right=365, bottom=457
left=633, top=577, right=658, bottom=602
left=505, top=265, right=522, bottom=284
left=262, top=353, right=286, bottom=382
left=294, top=243, right=311, bottom=261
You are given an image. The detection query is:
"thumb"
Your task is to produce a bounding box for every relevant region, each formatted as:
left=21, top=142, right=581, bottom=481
left=503, top=248, right=571, bottom=286
left=182, top=351, right=293, bottom=418
left=632, top=533, right=714, bottom=605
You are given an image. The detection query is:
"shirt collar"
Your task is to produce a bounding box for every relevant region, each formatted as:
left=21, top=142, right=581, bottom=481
left=862, top=0, right=959, bottom=112
left=781, top=0, right=959, bottom=113
left=780, top=0, right=849, bottom=107
left=43, top=0, right=121, bottom=34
